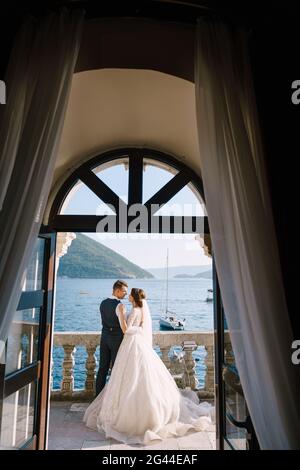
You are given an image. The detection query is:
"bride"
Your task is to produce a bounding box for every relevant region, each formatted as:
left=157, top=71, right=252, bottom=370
left=83, top=288, right=214, bottom=445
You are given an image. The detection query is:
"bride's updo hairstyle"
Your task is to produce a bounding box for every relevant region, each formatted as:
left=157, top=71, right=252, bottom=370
left=131, top=288, right=146, bottom=308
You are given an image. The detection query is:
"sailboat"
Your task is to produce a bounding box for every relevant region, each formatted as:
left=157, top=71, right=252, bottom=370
left=159, top=249, right=186, bottom=331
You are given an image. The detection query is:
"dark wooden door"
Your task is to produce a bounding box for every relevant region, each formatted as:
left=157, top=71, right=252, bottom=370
left=213, top=257, right=260, bottom=450
left=0, top=231, right=56, bottom=449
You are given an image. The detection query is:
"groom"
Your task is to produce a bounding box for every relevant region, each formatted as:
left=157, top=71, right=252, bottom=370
left=95, top=280, right=128, bottom=396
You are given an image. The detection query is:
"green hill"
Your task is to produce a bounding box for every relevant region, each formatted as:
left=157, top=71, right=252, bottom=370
left=57, top=233, right=154, bottom=279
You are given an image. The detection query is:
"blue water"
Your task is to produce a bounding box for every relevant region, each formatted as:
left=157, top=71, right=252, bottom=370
left=53, top=278, right=214, bottom=390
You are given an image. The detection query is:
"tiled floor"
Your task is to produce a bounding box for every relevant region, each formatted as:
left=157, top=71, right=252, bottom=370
left=48, top=401, right=216, bottom=450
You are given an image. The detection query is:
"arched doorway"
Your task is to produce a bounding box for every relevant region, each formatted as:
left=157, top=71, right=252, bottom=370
left=45, top=147, right=217, bottom=449
left=46, top=147, right=258, bottom=451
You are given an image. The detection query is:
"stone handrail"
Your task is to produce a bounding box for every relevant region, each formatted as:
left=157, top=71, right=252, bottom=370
left=51, top=331, right=215, bottom=401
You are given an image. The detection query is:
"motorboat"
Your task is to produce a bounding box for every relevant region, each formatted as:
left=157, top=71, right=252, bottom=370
left=206, top=288, right=213, bottom=302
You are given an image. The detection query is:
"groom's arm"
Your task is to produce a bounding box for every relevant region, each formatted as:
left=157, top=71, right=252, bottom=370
left=118, top=305, right=127, bottom=334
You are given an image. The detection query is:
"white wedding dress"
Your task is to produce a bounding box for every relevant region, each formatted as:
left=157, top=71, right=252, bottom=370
left=83, top=299, right=214, bottom=445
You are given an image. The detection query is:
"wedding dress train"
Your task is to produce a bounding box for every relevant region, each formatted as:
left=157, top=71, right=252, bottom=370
left=83, top=300, right=214, bottom=445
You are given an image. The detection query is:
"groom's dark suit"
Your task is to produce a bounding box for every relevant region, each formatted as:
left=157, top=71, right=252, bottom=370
left=95, top=297, right=124, bottom=396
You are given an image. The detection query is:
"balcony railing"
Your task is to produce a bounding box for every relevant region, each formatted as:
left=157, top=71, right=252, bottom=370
left=51, top=331, right=215, bottom=401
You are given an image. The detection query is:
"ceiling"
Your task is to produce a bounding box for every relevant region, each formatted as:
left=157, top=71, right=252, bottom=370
left=5, top=1, right=298, bottom=222
left=45, top=68, right=201, bottom=221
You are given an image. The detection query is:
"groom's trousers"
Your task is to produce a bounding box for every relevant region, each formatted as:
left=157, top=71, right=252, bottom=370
left=95, top=331, right=123, bottom=396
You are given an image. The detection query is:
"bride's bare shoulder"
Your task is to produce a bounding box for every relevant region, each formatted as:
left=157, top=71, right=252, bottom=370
left=132, top=306, right=142, bottom=312
left=131, top=303, right=142, bottom=309
left=130, top=306, right=142, bottom=317
left=128, top=306, right=140, bottom=315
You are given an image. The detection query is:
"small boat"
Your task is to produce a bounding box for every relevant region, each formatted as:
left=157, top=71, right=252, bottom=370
left=206, top=288, right=213, bottom=302
left=159, top=312, right=186, bottom=330
left=159, top=249, right=186, bottom=331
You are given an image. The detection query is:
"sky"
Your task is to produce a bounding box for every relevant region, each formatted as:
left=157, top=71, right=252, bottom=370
left=62, top=162, right=211, bottom=269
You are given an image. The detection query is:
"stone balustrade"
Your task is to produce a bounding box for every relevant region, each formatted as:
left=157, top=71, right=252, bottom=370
left=51, top=331, right=215, bottom=401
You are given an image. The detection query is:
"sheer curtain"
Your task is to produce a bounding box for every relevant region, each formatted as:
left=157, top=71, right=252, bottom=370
left=195, top=20, right=300, bottom=449
left=0, top=9, right=84, bottom=360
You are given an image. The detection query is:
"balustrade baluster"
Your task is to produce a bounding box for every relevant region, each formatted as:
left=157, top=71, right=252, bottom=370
left=51, top=333, right=214, bottom=400
left=204, top=344, right=214, bottom=396
left=160, top=347, right=170, bottom=369
left=61, top=344, right=76, bottom=396
left=182, top=341, right=198, bottom=390
left=85, top=345, right=97, bottom=395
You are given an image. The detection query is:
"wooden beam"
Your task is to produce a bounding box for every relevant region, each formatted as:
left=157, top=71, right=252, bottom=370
left=4, top=363, right=39, bottom=398
left=128, top=153, right=143, bottom=206
left=77, top=167, right=127, bottom=214
left=52, top=214, right=209, bottom=234
left=52, top=215, right=116, bottom=232
left=144, top=171, right=191, bottom=214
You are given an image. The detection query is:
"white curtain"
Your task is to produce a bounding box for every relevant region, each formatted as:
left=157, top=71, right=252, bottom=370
left=195, top=20, right=300, bottom=449
left=0, top=9, right=84, bottom=360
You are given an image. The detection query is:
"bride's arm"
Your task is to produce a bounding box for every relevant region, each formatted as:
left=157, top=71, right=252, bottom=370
left=120, top=307, right=138, bottom=333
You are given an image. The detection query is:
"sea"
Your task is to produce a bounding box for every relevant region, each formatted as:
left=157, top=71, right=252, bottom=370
left=52, top=277, right=214, bottom=391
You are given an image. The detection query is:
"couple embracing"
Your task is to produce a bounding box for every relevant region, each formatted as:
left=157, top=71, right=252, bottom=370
left=83, top=280, right=213, bottom=445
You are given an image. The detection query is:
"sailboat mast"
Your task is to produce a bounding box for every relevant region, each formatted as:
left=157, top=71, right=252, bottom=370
left=166, top=249, right=169, bottom=313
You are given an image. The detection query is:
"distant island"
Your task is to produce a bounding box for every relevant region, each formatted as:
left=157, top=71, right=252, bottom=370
left=147, top=265, right=212, bottom=279
left=57, top=233, right=154, bottom=279
left=174, top=270, right=212, bottom=279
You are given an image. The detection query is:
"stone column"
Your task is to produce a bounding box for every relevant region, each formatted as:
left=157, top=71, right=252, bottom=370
left=55, top=232, right=76, bottom=271
left=61, top=344, right=76, bottom=397
left=169, top=351, right=186, bottom=389
left=182, top=341, right=198, bottom=390
left=85, top=345, right=97, bottom=396
left=160, top=347, right=170, bottom=369
left=204, top=344, right=215, bottom=396
left=195, top=233, right=212, bottom=258
left=184, top=351, right=197, bottom=390
left=54, top=233, right=76, bottom=396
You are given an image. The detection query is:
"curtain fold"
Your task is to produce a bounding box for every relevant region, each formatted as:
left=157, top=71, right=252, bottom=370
left=194, top=19, right=300, bottom=449
left=0, top=9, right=84, bottom=360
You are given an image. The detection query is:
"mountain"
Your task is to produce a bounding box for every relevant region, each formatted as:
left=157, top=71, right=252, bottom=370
left=147, top=265, right=212, bottom=279
left=57, top=234, right=154, bottom=279
left=174, top=269, right=212, bottom=279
